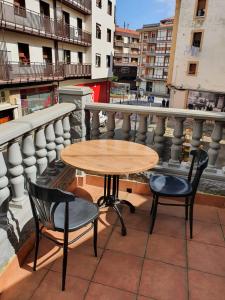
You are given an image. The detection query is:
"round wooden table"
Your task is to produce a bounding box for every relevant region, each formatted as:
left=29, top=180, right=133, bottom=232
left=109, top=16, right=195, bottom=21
left=61, top=140, right=159, bottom=235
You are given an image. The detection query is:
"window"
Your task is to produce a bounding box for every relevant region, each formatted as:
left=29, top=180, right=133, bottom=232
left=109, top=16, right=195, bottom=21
left=188, top=62, right=198, bottom=75
left=192, top=32, right=203, bottom=48
left=14, top=0, right=26, bottom=17
left=18, top=43, right=30, bottom=65
left=95, top=54, right=101, bottom=67
left=107, top=29, right=111, bottom=42
left=43, top=47, right=52, bottom=64
left=196, top=0, right=206, bottom=17
left=77, top=18, right=82, bottom=30
left=78, top=52, right=83, bottom=64
left=64, top=50, right=71, bottom=64
left=106, top=55, right=111, bottom=68
left=96, top=23, right=101, bottom=39
left=62, top=11, right=70, bottom=25
left=107, top=0, right=112, bottom=15
left=96, top=0, right=102, bottom=8
left=40, top=1, right=50, bottom=17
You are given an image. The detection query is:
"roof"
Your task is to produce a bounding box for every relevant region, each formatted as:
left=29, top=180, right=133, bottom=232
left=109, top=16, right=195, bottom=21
left=115, top=26, right=139, bottom=37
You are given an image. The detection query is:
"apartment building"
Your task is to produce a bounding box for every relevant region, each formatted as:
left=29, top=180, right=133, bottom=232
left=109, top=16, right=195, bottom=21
left=137, top=18, right=173, bottom=99
left=113, top=26, right=140, bottom=89
left=168, top=0, right=225, bottom=110
left=0, top=0, right=115, bottom=122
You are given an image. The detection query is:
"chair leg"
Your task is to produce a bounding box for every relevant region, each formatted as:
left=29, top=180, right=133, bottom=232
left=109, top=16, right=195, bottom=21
left=93, top=218, right=98, bottom=257
left=189, top=204, right=194, bottom=239
left=33, top=229, right=40, bottom=272
left=62, top=230, right=69, bottom=291
left=150, top=194, right=159, bottom=234
left=150, top=193, right=156, bottom=215
left=185, top=197, right=189, bottom=221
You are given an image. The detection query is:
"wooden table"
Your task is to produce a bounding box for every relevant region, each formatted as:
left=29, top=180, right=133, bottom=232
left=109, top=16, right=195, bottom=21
left=61, top=140, right=159, bottom=235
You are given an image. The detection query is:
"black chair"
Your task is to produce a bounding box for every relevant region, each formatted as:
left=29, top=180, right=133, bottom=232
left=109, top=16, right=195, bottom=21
left=27, top=180, right=99, bottom=291
left=149, top=149, right=208, bottom=238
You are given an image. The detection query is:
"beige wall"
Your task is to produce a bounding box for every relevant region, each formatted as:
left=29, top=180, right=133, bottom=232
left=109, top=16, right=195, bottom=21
left=91, top=0, right=115, bottom=80
left=171, top=0, right=225, bottom=97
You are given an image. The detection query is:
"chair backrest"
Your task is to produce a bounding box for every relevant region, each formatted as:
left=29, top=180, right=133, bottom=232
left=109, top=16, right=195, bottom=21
left=27, top=180, right=74, bottom=230
left=188, top=149, right=209, bottom=196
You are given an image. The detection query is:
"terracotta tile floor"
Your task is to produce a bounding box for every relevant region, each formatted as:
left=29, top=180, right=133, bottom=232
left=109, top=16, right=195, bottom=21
left=1, top=186, right=225, bottom=300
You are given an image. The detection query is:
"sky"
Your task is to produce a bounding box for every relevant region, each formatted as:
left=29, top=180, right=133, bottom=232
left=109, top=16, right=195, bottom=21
left=116, top=0, right=176, bottom=30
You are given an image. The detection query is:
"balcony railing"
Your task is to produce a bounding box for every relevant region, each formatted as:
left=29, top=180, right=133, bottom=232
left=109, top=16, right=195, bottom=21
left=148, top=37, right=157, bottom=43
left=85, top=103, right=225, bottom=181
left=114, top=41, right=140, bottom=49
left=63, top=63, right=91, bottom=78
left=0, top=62, right=91, bottom=84
left=113, top=61, right=138, bottom=67
left=0, top=0, right=91, bottom=46
left=145, top=74, right=168, bottom=80
left=61, top=0, right=92, bottom=14
left=114, top=52, right=139, bottom=58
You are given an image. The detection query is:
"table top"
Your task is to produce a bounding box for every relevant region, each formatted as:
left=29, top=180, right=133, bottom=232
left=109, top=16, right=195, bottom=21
left=61, top=140, right=159, bottom=176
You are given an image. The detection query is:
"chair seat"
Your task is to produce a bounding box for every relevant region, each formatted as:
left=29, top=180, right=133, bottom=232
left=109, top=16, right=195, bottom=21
left=53, top=198, right=99, bottom=232
left=150, top=174, right=192, bottom=197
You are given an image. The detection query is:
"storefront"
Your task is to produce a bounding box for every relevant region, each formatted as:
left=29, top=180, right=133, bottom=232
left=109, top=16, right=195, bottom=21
left=77, top=81, right=111, bottom=103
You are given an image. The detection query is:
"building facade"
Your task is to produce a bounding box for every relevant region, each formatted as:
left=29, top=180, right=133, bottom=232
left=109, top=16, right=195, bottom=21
left=168, top=0, right=225, bottom=110
left=0, top=0, right=115, bottom=121
left=137, top=18, right=173, bottom=99
left=113, top=26, right=140, bottom=89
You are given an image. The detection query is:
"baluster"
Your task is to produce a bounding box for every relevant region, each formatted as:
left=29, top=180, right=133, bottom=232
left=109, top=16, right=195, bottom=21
left=45, top=123, right=56, bottom=164
left=207, top=121, right=224, bottom=172
left=0, top=148, right=10, bottom=226
left=136, top=114, right=148, bottom=144
left=63, top=115, right=71, bottom=146
left=91, top=110, right=100, bottom=139
left=85, top=109, right=91, bottom=141
left=8, top=139, right=25, bottom=203
left=191, top=119, right=204, bottom=149
left=54, top=119, right=65, bottom=161
left=22, top=133, right=37, bottom=182
left=153, top=116, right=166, bottom=163
left=35, top=126, right=48, bottom=177
left=106, top=111, right=115, bottom=139
left=169, top=117, right=185, bottom=166
left=122, top=113, right=131, bottom=141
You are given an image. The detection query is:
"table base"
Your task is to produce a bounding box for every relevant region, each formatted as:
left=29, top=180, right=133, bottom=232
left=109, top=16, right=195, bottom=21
left=97, top=175, right=135, bottom=236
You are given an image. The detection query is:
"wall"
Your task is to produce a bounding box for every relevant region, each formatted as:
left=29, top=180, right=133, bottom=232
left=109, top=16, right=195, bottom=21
left=91, top=0, right=115, bottom=80
left=171, top=0, right=225, bottom=94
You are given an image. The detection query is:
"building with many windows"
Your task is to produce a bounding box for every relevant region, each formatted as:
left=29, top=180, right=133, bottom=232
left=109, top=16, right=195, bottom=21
left=113, top=26, right=140, bottom=89
left=168, top=0, right=225, bottom=110
left=137, top=18, right=174, bottom=99
left=0, top=0, right=115, bottom=122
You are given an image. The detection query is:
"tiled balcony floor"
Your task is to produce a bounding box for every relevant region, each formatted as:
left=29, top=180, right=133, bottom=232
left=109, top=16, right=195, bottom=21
left=1, top=184, right=225, bottom=300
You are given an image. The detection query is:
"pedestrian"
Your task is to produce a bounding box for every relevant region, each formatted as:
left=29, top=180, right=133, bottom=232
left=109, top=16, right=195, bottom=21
left=166, top=100, right=169, bottom=107
left=162, top=98, right=166, bottom=107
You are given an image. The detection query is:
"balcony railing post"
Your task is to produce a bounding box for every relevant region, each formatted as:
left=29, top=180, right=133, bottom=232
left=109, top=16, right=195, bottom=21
left=91, top=110, right=100, bottom=139
left=153, top=116, right=166, bottom=163
left=45, top=122, right=57, bottom=164
left=22, top=133, right=37, bottom=182
left=106, top=111, right=116, bottom=139
left=207, top=121, right=224, bottom=171
left=122, top=113, right=131, bottom=141
left=8, top=138, right=25, bottom=203
left=136, top=114, right=148, bottom=144
left=191, top=119, right=204, bottom=149
left=0, top=146, right=10, bottom=226
left=35, top=126, right=48, bottom=177
left=54, top=119, right=65, bottom=160
left=63, top=114, right=71, bottom=146
left=169, top=117, right=185, bottom=166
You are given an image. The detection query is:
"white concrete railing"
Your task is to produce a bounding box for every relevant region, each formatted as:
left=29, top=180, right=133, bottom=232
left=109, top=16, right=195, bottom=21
left=85, top=103, right=225, bottom=177
left=0, top=103, right=76, bottom=226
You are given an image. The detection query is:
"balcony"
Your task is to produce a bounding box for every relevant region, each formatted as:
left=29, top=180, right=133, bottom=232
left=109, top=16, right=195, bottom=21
left=0, top=98, right=225, bottom=299
left=148, top=37, right=157, bottom=43
left=61, top=0, right=92, bottom=15
left=114, top=52, right=139, bottom=58
left=145, top=74, right=168, bottom=80
left=0, top=62, right=91, bottom=85
left=0, top=0, right=91, bottom=46
left=113, top=61, right=138, bottom=67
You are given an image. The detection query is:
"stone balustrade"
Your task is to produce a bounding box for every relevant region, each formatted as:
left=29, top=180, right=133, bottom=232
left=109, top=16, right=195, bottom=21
left=85, top=103, right=225, bottom=194
left=0, top=103, right=76, bottom=222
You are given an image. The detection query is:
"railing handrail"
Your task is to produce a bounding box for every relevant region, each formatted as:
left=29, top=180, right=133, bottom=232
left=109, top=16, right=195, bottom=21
left=85, top=103, right=225, bottom=122
left=0, top=103, right=76, bottom=146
